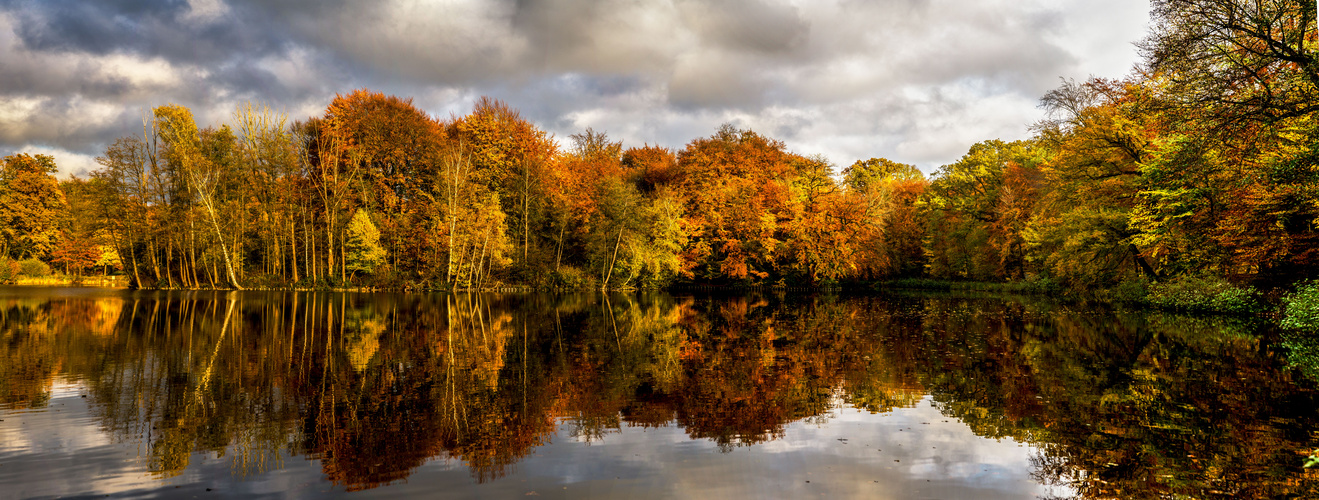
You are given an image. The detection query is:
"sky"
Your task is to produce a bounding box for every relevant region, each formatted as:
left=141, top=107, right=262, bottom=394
left=0, top=0, right=1152, bottom=177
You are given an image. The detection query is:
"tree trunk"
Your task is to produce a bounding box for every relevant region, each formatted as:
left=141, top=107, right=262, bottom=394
left=188, top=233, right=199, bottom=288
left=475, top=224, right=491, bottom=288
left=1130, top=244, right=1159, bottom=281
left=166, top=239, right=176, bottom=288
left=523, top=188, right=529, bottom=264
left=310, top=219, right=317, bottom=282
left=522, top=156, right=530, bottom=265
left=602, top=227, right=623, bottom=289
left=290, top=217, right=299, bottom=283
left=200, top=196, right=243, bottom=290
left=325, top=211, right=335, bottom=284
left=555, top=220, right=565, bottom=272
left=149, top=237, right=161, bottom=287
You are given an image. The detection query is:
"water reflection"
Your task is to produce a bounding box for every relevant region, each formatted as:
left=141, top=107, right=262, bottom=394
left=1, top=288, right=1318, bottom=498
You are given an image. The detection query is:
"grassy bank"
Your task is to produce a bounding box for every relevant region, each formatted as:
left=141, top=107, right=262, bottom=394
left=6, top=275, right=130, bottom=287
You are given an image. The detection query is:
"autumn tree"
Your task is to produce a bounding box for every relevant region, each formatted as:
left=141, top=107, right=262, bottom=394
left=92, top=127, right=182, bottom=288
left=549, top=128, right=625, bottom=274
left=58, top=177, right=120, bottom=277
left=1026, top=79, right=1161, bottom=286
left=1213, top=117, right=1319, bottom=278
left=625, top=144, right=682, bottom=194
left=586, top=177, right=686, bottom=289
left=844, top=157, right=922, bottom=191
left=843, top=158, right=928, bottom=278
left=153, top=104, right=243, bottom=289
left=452, top=97, right=557, bottom=275
left=344, top=210, right=386, bottom=278
left=0, top=154, right=68, bottom=260
left=233, top=103, right=302, bottom=283
left=320, top=90, right=445, bottom=279
left=924, top=140, right=1044, bottom=281
left=49, top=232, right=100, bottom=279
left=675, top=125, right=806, bottom=282
left=1142, top=0, right=1318, bottom=127
left=783, top=155, right=858, bottom=282
left=1133, top=1, right=1319, bottom=282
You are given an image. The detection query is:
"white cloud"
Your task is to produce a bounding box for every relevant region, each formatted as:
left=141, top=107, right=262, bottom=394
left=0, top=94, right=42, bottom=127
left=11, top=144, right=101, bottom=178
left=183, top=0, right=232, bottom=25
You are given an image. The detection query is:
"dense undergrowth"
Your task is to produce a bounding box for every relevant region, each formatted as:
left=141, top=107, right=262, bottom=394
left=878, top=273, right=1273, bottom=316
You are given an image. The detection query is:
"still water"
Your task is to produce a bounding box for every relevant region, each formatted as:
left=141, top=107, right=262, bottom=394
left=1, top=287, right=1318, bottom=499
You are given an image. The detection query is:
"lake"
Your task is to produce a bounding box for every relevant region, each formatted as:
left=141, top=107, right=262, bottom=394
left=1, top=287, right=1317, bottom=499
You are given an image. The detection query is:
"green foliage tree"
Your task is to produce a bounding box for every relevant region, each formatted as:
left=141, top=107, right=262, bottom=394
left=924, top=140, right=1042, bottom=281
left=587, top=177, right=685, bottom=289
left=843, top=157, right=922, bottom=192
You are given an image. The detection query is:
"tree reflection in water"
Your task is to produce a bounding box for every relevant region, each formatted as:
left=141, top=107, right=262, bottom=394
left=1, top=289, right=1318, bottom=498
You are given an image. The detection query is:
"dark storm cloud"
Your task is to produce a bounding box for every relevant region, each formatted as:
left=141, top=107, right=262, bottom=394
left=10, top=1, right=176, bottom=55
left=509, top=0, right=616, bottom=73
left=0, top=0, right=1151, bottom=176
left=6, top=0, right=289, bottom=63
left=668, top=53, right=773, bottom=109
left=680, top=0, right=809, bottom=55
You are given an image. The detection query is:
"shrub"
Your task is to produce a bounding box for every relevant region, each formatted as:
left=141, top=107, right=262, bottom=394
left=633, top=270, right=676, bottom=290
left=546, top=266, right=595, bottom=289
left=1282, top=280, right=1319, bottom=332
left=1016, top=276, right=1063, bottom=295
left=18, top=258, right=50, bottom=278
left=1108, top=277, right=1150, bottom=304
left=876, top=277, right=1062, bottom=295
left=1145, top=273, right=1261, bottom=315
left=1283, top=333, right=1319, bottom=381
left=876, top=278, right=954, bottom=291
left=0, top=257, right=16, bottom=284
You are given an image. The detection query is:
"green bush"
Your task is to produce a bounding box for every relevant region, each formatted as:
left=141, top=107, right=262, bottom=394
left=1015, top=276, right=1063, bottom=295
left=0, top=257, right=16, bottom=284
left=1282, top=280, right=1319, bottom=332
left=1145, top=274, right=1261, bottom=314
left=876, top=277, right=1062, bottom=295
left=1107, top=277, right=1150, bottom=304
left=18, top=258, right=50, bottom=278
left=1283, top=333, right=1319, bottom=381
left=876, top=278, right=954, bottom=291
left=545, top=266, right=595, bottom=289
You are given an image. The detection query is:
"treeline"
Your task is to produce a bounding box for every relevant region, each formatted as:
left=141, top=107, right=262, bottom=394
left=0, top=0, right=1315, bottom=291
left=1, top=97, right=926, bottom=290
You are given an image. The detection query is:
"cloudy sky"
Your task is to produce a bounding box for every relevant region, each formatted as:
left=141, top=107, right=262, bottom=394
left=0, top=0, right=1151, bottom=177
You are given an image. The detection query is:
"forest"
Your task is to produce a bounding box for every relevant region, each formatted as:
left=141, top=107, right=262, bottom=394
left=0, top=0, right=1316, bottom=293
